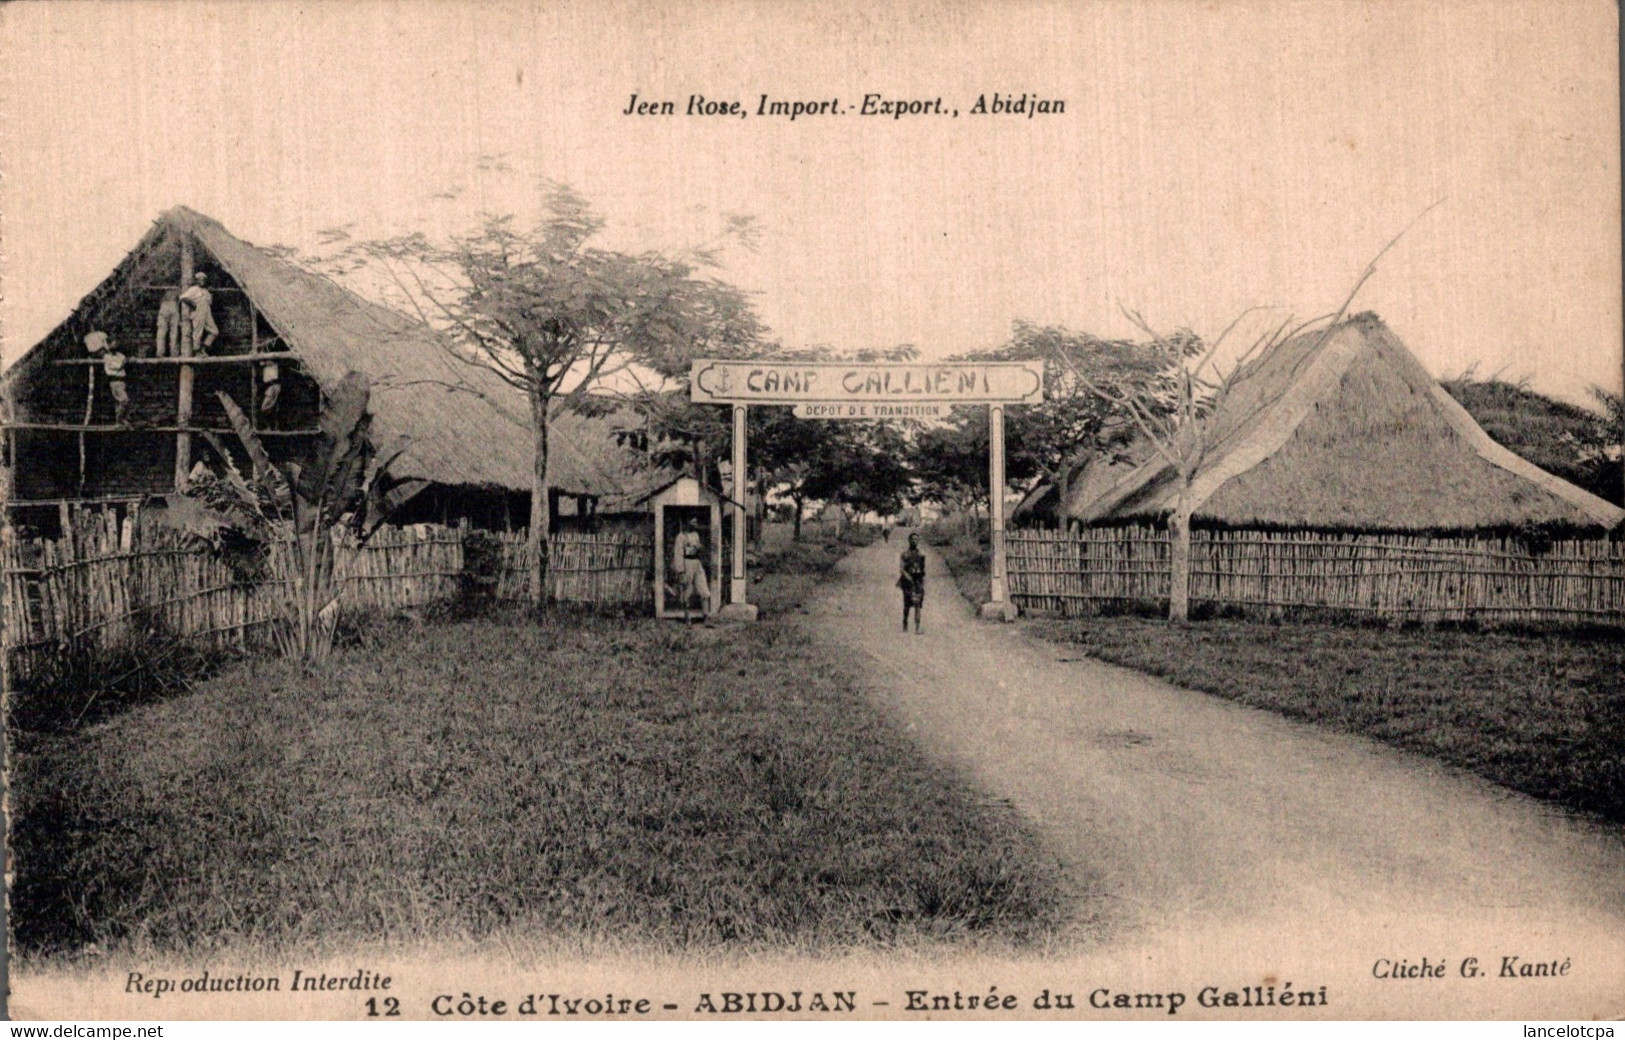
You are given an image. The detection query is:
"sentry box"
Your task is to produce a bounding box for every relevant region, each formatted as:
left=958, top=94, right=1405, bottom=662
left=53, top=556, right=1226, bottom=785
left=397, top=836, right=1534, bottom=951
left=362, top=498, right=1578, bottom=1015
left=643, top=475, right=723, bottom=621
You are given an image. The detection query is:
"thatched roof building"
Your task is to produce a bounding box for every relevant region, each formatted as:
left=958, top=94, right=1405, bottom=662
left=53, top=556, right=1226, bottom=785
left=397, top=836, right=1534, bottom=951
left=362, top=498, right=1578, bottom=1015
left=2, top=206, right=654, bottom=531
left=1054, top=313, right=1623, bottom=533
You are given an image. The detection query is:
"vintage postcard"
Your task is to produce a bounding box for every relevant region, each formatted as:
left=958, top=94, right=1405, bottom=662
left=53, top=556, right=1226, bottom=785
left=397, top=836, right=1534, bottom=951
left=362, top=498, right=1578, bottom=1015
left=2, top=0, right=1621, bottom=1024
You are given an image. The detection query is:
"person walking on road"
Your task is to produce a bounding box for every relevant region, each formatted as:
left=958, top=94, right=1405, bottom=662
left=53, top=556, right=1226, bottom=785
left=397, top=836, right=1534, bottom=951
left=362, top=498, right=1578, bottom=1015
left=898, top=532, right=926, bottom=633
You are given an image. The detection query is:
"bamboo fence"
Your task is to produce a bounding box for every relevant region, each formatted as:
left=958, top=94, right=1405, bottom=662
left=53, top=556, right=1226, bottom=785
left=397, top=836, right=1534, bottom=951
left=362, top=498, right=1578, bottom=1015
left=1006, top=524, right=1170, bottom=613
left=489, top=530, right=654, bottom=606
left=1007, top=527, right=1625, bottom=625
left=547, top=531, right=654, bottom=606
left=332, top=525, right=465, bottom=611
left=2, top=511, right=655, bottom=684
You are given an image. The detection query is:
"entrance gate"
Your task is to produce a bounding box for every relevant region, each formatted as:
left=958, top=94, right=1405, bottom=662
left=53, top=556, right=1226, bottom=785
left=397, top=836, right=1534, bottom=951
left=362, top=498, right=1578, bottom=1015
left=691, top=358, right=1045, bottom=621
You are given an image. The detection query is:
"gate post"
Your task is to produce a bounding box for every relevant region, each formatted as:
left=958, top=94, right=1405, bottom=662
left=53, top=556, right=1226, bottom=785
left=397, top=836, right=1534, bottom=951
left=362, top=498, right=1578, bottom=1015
left=719, top=402, right=757, bottom=621
left=980, top=403, right=1017, bottom=621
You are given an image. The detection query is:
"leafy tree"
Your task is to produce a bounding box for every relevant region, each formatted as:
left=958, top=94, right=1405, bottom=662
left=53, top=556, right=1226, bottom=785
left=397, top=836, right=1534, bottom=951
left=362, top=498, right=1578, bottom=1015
left=832, top=420, right=914, bottom=520
left=596, top=393, right=731, bottom=496
left=328, top=185, right=765, bottom=605
left=752, top=410, right=912, bottom=540
left=910, top=409, right=993, bottom=519
left=792, top=420, right=913, bottom=537
left=751, top=406, right=841, bottom=540
left=738, top=411, right=918, bottom=542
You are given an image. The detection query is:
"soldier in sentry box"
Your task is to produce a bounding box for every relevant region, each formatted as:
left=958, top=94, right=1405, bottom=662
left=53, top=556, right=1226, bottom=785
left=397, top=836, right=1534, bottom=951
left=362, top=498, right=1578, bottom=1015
left=672, top=516, right=710, bottom=624
left=898, top=532, right=926, bottom=633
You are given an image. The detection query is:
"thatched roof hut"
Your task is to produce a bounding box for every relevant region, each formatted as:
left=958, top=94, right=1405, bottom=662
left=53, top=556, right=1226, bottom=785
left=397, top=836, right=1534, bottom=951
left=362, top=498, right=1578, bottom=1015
left=2, top=206, right=655, bottom=530
left=1060, top=313, right=1623, bottom=533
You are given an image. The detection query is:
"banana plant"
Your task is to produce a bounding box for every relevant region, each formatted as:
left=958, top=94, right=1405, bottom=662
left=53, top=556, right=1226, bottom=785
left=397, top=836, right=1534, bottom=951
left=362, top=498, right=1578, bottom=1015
left=163, top=371, right=424, bottom=662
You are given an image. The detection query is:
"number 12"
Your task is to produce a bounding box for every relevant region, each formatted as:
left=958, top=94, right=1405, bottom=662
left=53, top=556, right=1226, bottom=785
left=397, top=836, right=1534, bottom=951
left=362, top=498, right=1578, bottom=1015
left=366, top=997, right=401, bottom=1017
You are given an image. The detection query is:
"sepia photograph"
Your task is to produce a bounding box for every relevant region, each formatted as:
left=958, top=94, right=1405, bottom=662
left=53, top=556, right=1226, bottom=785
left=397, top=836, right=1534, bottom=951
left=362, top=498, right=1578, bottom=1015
left=1, top=0, right=1621, bottom=1023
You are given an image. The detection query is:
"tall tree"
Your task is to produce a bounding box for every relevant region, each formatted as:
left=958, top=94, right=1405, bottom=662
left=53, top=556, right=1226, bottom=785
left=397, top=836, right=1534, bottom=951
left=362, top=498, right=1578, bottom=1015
left=1065, top=310, right=1289, bottom=621
left=329, top=185, right=764, bottom=604
left=911, top=409, right=993, bottom=518
left=1057, top=212, right=1440, bottom=621
left=983, top=321, right=1198, bottom=528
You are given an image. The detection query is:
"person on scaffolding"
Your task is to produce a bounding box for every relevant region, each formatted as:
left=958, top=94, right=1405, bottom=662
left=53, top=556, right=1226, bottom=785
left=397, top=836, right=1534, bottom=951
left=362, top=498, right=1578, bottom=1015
left=179, top=271, right=218, bottom=353
left=85, top=331, right=132, bottom=426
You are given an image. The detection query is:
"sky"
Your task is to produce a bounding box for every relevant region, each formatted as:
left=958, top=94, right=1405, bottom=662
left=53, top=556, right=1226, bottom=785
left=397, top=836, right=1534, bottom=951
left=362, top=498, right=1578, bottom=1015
left=1, top=0, right=1619, bottom=406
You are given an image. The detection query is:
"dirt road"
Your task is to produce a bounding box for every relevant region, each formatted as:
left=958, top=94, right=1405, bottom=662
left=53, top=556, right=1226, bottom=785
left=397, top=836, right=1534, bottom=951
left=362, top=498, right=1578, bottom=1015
left=804, top=536, right=1625, bottom=1011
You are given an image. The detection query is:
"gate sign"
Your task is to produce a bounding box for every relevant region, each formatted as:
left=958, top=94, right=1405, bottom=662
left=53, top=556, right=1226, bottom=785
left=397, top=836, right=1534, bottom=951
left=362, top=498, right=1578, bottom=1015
left=793, top=402, right=945, bottom=419
left=690, top=360, right=1044, bottom=405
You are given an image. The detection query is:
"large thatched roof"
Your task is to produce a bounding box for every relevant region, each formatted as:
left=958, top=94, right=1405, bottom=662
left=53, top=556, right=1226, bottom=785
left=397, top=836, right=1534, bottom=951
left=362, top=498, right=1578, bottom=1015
left=1065, top=313, right=1623, bottom=532
left=4, top=206, right=651, bottom=500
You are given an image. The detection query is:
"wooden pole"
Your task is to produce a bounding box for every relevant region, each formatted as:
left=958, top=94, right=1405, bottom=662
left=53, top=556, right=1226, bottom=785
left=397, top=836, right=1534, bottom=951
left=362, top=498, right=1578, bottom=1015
left=0, top=375, right=13, bottom=693
left=654, top=503, right=666, bottom=618
left=981, top=403, right=1013, bottom=620
left=80, top=365, right=91, bottom=494
left=249, top=298, right=259, bottom=425
left=174, top=236, right=195, bottom=487
left=0, top=375, right=12, bottom=493
left=731, top=405, right=747, bottom=601
left=0, top=430, right=11, bottom=516
left=718, top=404, right=756, bottom=621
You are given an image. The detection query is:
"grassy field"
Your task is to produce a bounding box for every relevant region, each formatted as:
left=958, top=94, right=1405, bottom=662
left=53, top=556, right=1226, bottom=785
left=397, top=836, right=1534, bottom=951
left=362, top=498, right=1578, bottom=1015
left=932, top=536, right=1625, bottom=824
left=9, top=528, right=1073, bottom=962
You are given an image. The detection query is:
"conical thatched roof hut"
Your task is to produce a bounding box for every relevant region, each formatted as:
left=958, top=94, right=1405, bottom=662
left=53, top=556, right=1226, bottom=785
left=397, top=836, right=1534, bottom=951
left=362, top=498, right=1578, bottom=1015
left=1063, top=313, right=1622, bottom=533
left=2, top=207, right=656, bottom=530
